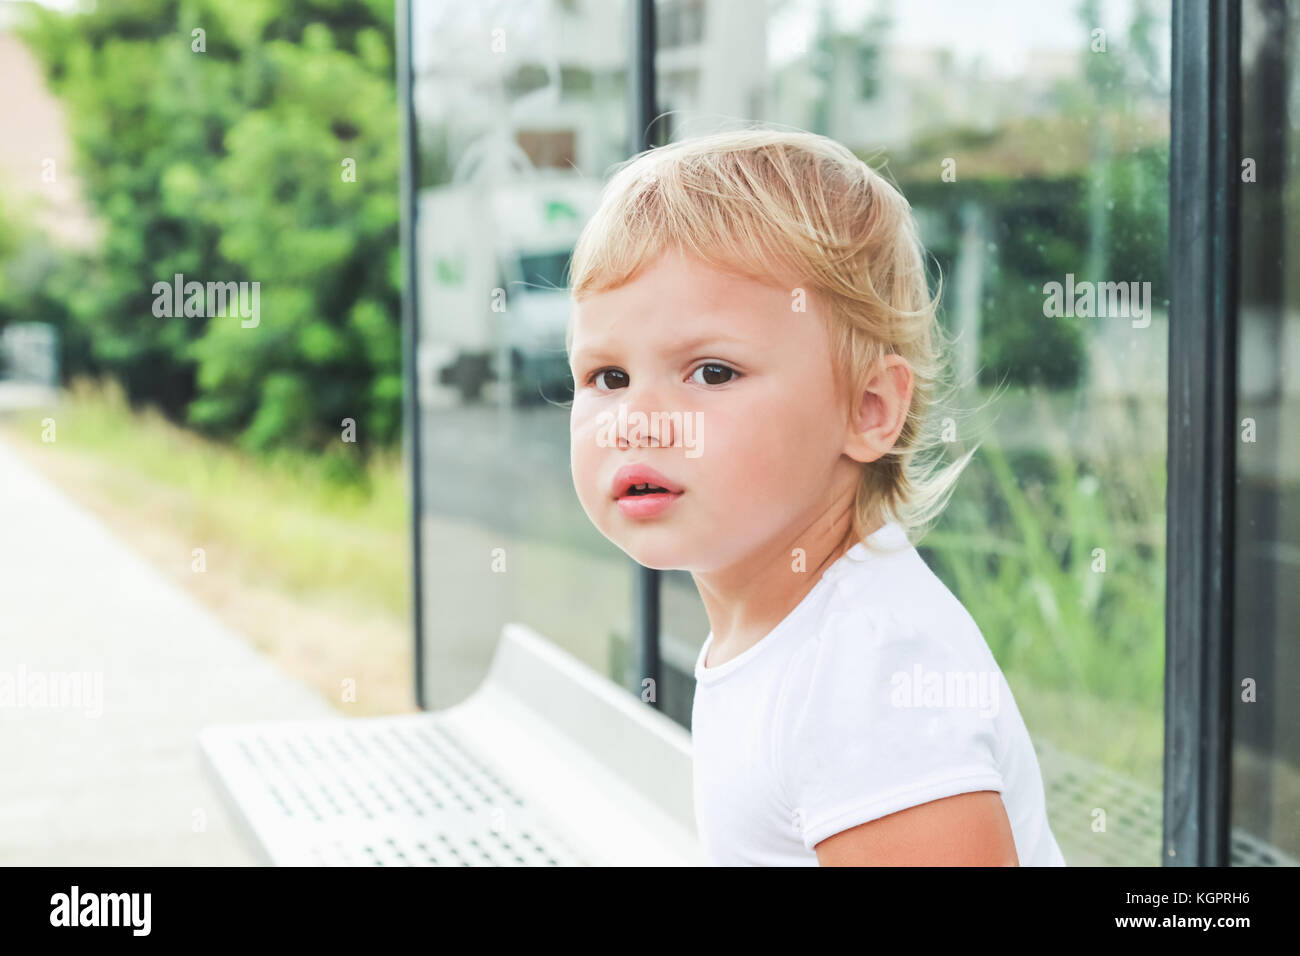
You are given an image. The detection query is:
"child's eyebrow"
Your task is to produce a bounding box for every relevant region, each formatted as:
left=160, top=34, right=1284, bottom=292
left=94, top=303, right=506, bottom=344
left=572, top=332, right=751, bottom=366
left=666, top=332, right=752, bottom=354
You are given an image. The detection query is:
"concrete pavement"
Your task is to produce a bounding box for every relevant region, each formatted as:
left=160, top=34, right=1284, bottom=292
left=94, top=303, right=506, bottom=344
left=0, top=435, right=337, bottom=865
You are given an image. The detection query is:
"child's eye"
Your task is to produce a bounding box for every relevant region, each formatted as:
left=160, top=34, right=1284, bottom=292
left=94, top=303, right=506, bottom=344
left=586, top=364, right=737, bottom=390
left=589, top=368, right=629, bottom=391
left=690, top=363, right=739, bottom=386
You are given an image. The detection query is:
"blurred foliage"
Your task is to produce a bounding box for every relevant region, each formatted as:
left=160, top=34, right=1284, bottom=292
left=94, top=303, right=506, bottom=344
left=0, top=199, right=79, bottom=375
left=13, top=0, right=400, bottom=452
left=921, top=384, right=1166, bottom=779
left=885, top=0, right=1169, bottom=391
left=898, top=145, right=1168, bottom=392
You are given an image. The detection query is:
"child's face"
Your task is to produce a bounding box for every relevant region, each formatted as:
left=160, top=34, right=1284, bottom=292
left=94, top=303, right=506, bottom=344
left=568, top=248, right=859, bottom=572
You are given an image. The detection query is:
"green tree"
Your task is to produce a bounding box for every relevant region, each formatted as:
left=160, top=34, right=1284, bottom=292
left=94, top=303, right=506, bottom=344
left=17, top=0, right=400, bottom=452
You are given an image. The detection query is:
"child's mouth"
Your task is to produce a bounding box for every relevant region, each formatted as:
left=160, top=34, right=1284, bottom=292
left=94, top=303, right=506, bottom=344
left=616, top=485, right=683, bottom=518
left=625, top=483, right=669, bottom=495
left=610, top=466, right=684, bottom=518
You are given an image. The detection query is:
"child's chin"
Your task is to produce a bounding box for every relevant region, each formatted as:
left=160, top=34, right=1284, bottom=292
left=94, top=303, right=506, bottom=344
left=619, top=540, right=689, bottom=572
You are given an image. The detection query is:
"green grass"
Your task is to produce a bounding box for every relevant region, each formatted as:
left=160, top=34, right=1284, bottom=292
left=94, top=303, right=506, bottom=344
left=3, top=377, right=409, bottom=618
left=922, top=385, right=1166, bottom=786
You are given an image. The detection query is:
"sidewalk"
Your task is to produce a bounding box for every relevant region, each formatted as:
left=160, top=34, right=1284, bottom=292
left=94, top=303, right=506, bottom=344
left=0, top=436, right=337, bottom=865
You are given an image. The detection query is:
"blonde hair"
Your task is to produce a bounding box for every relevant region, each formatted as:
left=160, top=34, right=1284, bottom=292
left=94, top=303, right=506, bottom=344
left=567, top=126, right=981, bottom=552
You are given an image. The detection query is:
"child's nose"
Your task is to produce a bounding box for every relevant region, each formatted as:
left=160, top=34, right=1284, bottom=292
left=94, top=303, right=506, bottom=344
left=619, top=384, right=678, bottom=450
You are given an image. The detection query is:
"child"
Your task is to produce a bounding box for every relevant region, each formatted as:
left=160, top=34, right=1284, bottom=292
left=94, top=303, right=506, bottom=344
left=565, top=128, right=1066, bottom=867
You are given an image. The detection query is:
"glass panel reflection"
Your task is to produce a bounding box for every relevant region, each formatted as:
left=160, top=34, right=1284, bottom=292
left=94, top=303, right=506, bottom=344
left=1232, top=0, right=1300, bottom=867
left=412, top=0, right=634, bottom=707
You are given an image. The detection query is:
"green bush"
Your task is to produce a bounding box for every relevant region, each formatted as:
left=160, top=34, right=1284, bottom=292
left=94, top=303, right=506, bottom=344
left=15, top=0, right=400, bottom=452
left=924, top=389, right=1165, bottom=709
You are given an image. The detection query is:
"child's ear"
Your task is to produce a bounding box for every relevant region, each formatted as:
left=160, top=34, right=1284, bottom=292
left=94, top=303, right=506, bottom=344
left=842, top=355, right=914, bottom=464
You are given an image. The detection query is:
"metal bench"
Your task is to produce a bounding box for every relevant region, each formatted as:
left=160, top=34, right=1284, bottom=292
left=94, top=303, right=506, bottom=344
left=203, top=620, right=1295, bottom=867
left=200, top=622, right=706, bottom=866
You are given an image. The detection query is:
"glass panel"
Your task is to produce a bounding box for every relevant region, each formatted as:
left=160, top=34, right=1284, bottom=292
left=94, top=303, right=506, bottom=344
left=412, top=0, right=635, bottom=706
left=656, top=0, right=1171, bottom=864
left=1232, top=0, right=1300, bottom=867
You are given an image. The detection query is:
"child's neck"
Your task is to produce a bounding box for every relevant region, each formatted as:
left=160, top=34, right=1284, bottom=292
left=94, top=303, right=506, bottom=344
left=693, top=508, right=874, bottom=666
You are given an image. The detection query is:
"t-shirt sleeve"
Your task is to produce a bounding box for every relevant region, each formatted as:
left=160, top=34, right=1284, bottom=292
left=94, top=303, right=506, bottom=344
left=775, top=606, right=1006, bottom=853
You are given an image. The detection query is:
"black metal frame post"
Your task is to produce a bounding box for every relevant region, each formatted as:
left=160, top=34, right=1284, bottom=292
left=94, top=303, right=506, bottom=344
left=397, top=0, right=428, bottom=709
left=1164, top=0, right=1240, bottom=866
left=630, top=0, right=662, bottom=708
left=633, top=0, right=660, bottom=154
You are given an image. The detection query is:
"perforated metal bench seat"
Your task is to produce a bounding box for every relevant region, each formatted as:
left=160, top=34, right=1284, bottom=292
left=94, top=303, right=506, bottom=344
left=202, top=623, right=1294, bottom=867
left=200, top=624, right=707, bottom=866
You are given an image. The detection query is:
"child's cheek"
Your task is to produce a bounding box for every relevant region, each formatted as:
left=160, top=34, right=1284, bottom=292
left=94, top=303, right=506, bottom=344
left=569, top=403, right=605, bottom=501
left=724, top=390, right=821, bottom=493
left=694, top=407, right=760, bottom=483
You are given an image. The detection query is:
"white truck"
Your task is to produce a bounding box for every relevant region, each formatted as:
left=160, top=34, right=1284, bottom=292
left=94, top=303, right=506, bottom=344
left=417, top=174, right=604, bottom=406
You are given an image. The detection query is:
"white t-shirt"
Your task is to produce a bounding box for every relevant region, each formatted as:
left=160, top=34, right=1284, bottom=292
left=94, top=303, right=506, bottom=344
left=690, top=520, right=1067, bottom=866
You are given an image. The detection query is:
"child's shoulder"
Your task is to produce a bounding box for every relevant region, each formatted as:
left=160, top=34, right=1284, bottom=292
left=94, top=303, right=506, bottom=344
left=773, top=545, right=1008, bottom=833
left=829, top=530, right=985, bottom=633
left=788, top=540, right=999, bottom=690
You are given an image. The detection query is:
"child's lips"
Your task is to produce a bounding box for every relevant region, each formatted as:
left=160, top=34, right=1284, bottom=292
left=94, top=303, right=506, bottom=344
left=609, top=463, right=684, bottom=518
left=609, top=463, right=683, bottom=499
left=615, top=489, right=684, bottom=519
